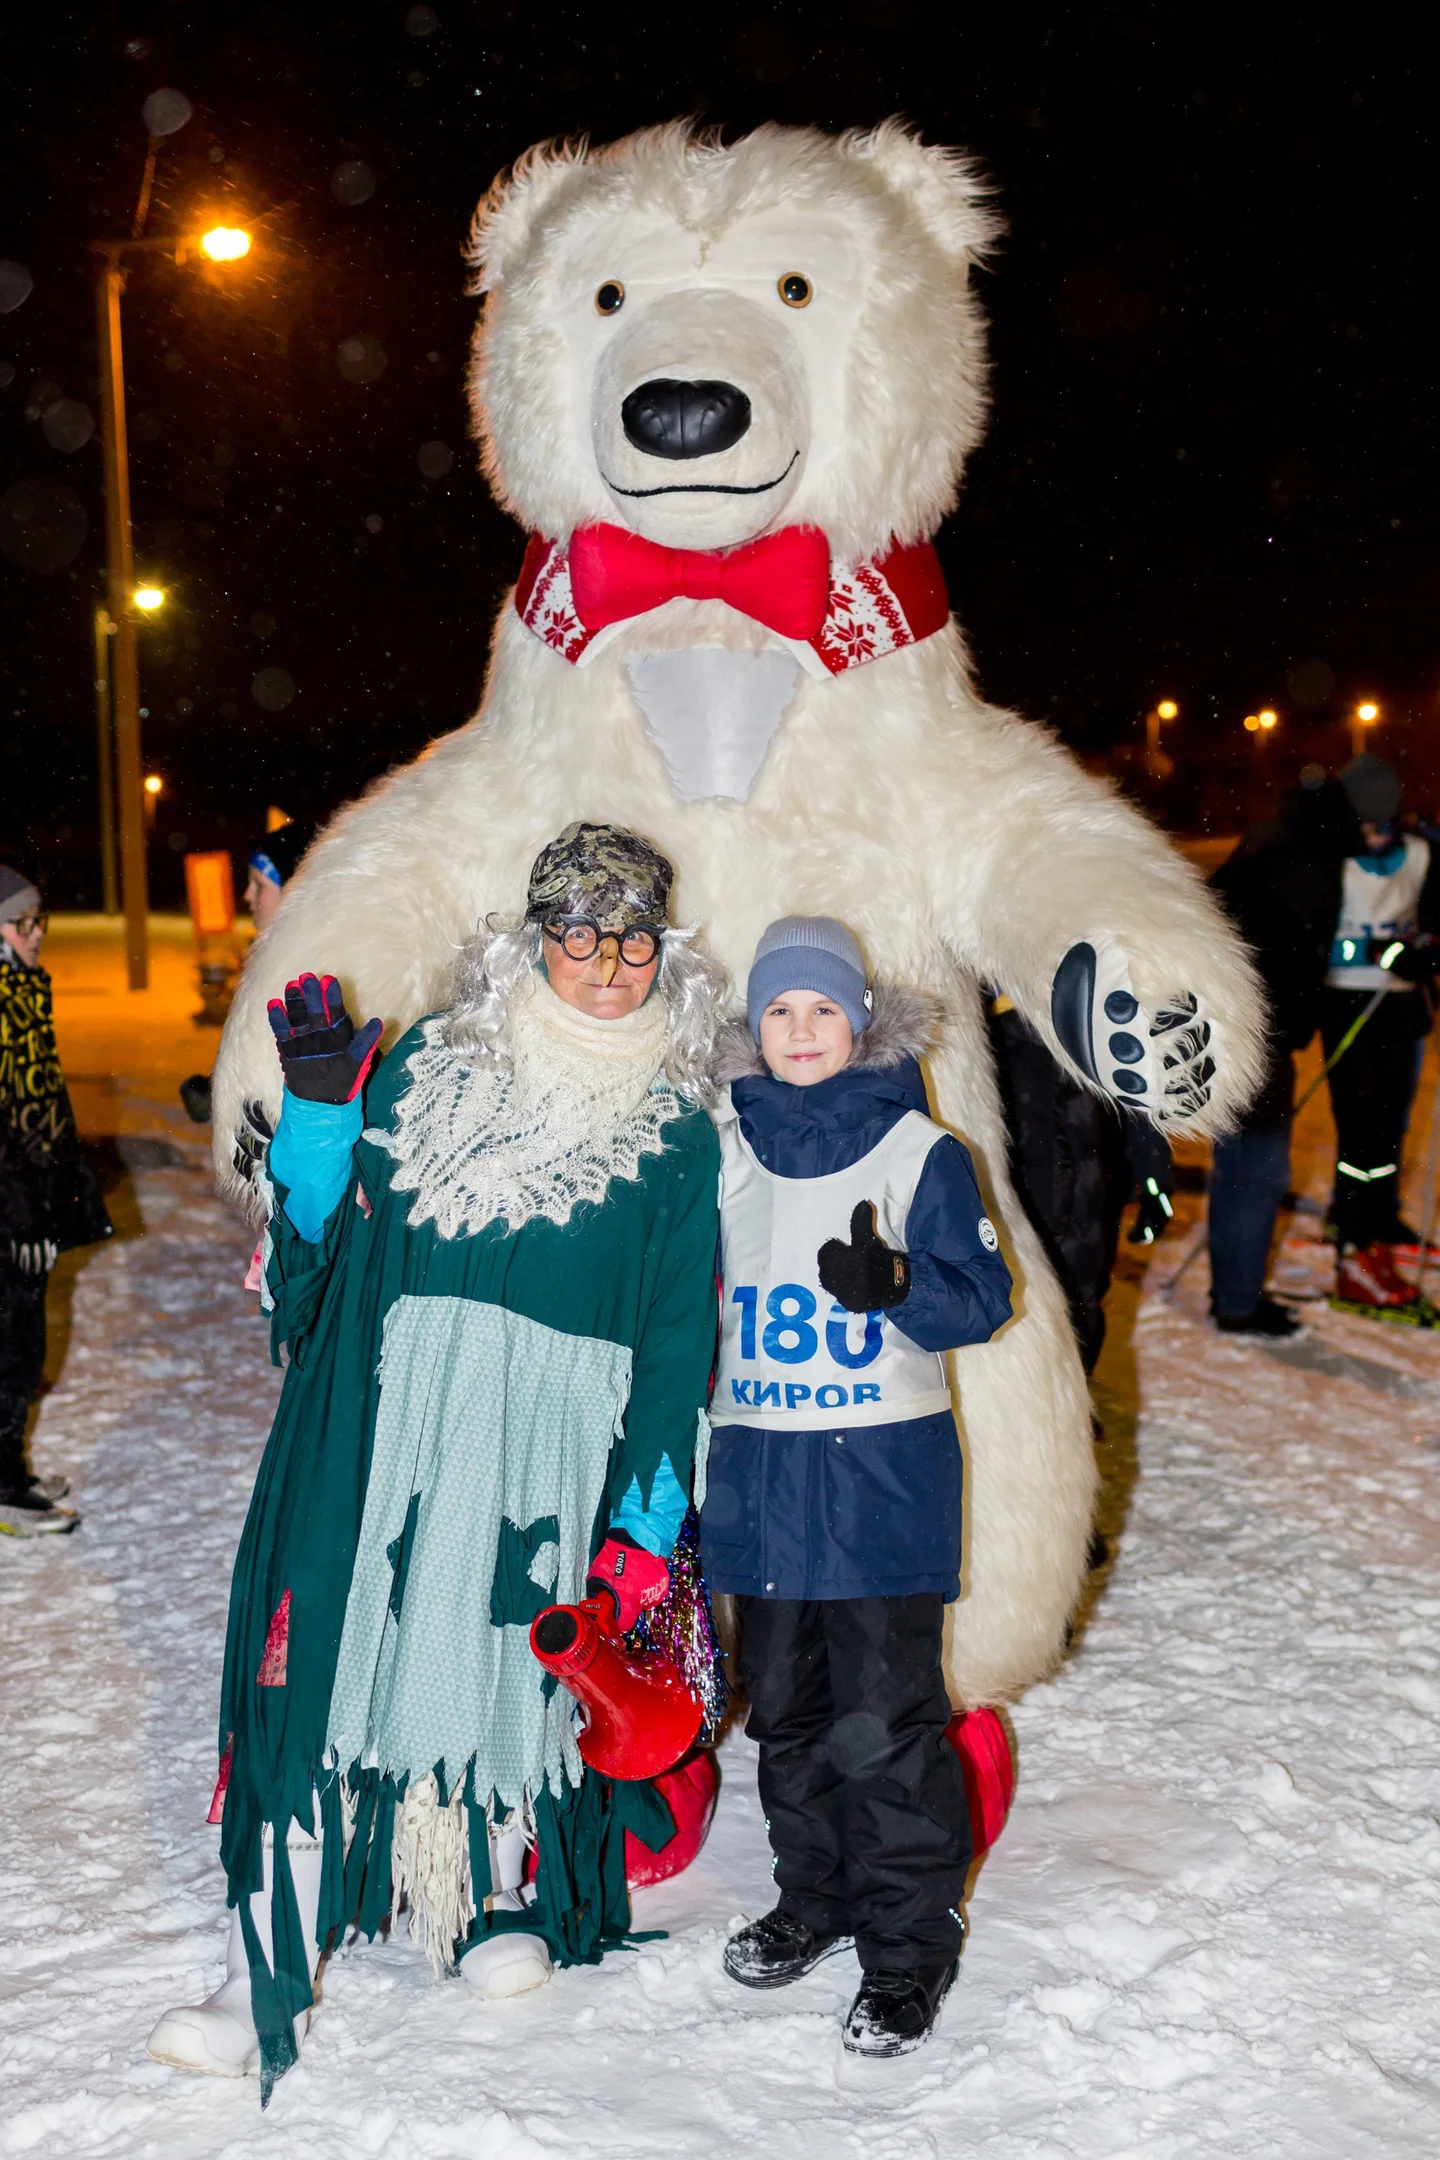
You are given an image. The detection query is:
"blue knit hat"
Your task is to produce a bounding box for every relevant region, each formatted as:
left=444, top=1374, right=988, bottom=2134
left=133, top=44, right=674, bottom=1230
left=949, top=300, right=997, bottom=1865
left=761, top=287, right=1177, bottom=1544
left=747, top=916, right=871, bottom=1039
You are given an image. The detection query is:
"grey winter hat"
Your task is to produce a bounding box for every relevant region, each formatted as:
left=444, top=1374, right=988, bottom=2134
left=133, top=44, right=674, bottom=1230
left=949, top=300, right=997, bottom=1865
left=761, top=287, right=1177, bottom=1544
left=747, top=916, right=871, bottom=1038
left=525, top=820, right=674, bottom=930
left=1341, top=754, right=1403, bottom=828
left=0, top=867, right=41, bottom=925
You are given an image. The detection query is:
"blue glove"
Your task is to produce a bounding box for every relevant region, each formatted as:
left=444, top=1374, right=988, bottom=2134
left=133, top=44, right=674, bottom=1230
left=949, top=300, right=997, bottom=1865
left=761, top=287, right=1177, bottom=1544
left=611, top=1458, right=689, bottom=1559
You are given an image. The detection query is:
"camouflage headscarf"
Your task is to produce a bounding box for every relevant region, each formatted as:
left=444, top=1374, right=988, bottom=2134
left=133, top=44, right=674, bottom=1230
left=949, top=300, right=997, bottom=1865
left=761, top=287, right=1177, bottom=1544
left=525, top=821, right=674, bottom=931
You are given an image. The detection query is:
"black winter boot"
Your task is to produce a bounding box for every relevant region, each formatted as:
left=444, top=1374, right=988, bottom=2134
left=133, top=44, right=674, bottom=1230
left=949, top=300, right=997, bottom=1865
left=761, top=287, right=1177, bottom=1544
left=842, top=1960, right=958, bottom=2056
left=722, top=1907, right=852, bottom=1990
left=1214, top=1294, right=1301, bottom=1338
left=0, top=1484, right=79, bottom=1537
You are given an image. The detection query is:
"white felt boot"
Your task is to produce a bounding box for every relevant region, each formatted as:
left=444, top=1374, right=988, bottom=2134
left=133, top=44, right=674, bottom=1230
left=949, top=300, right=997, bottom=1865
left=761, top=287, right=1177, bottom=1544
left=147, top=1833, right=323, bottom=2077
left=459, top=1820, right=552, bottom=2000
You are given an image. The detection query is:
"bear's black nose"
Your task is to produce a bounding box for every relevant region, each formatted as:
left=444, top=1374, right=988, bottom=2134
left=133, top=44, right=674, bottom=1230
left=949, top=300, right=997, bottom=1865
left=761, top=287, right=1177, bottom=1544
left=621, top=378, right=752, bottom=461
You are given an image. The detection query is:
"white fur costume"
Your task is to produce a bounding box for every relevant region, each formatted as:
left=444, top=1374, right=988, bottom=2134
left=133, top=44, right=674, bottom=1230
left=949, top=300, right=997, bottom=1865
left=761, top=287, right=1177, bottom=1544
left=214, top=123, right=1264, bottom=1705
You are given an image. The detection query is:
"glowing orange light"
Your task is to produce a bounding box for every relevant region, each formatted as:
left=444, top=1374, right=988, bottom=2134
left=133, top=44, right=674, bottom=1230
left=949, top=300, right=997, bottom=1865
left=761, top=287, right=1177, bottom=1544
left=144, top=774, right=164, bottom=796
left=133, top=585, right=165, bottom=612
left=1258, top=709, right=1278, bottom=730
left=1244, top=715, right=1260, bottom=733
left=1357, top=702, right=1379, bottom=724
left=1156, top=700, right=1178, bottom=721
left=200, top=227, right=252, bottom=263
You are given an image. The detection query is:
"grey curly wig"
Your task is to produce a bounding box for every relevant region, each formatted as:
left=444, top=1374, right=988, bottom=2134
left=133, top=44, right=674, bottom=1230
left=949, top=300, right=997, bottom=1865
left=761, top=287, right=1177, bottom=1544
left=444, top=916, right=728, bottom=1104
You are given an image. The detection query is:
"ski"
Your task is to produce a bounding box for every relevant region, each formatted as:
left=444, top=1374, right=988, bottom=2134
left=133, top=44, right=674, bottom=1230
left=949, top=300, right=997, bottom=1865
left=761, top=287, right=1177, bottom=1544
left=1326, top=1293, right=1440, bottom=1329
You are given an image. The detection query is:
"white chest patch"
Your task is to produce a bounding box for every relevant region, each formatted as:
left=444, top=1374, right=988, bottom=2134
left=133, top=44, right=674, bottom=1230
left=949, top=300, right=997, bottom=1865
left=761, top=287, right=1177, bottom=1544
left=627, top=646, right=802, bottom=804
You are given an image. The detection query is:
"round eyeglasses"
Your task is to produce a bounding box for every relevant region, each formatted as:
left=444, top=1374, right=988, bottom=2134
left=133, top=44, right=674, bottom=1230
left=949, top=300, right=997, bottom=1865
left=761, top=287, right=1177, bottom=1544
left=544, top=919, right=663, bottom=967
left=11, top=911, right=48, bottom=938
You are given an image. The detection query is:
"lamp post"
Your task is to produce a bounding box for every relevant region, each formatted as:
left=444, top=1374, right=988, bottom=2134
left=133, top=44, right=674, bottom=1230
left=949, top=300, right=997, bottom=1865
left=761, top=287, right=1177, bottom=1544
left=89, top=231, right=250, bottom=988
left=1351, top=701, right=1380, bottom=758
left=92, top=606, right=118, bottom=914
left=1144, top=698, right=1178, bottom=779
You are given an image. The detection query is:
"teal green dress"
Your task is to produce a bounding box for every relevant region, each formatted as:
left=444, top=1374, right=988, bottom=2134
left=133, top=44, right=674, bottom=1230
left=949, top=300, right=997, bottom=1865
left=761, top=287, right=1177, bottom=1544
left=215, top=1019, right=720, bottom=2093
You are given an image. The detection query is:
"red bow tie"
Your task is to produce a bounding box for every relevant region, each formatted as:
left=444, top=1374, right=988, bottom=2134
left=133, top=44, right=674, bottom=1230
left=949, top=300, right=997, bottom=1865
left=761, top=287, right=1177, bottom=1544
left=567, top=522, right=832, bottom=644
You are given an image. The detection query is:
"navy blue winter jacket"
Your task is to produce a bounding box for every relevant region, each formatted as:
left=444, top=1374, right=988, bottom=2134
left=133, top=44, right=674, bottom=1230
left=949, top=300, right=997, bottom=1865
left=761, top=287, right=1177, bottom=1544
left=700, top=1009, right=1012, bottom=1603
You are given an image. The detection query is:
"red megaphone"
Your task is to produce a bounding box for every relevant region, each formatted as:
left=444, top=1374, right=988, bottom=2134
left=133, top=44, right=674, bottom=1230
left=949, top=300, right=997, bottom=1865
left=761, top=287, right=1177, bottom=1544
left=528, top=1596, right=704, bottom=1781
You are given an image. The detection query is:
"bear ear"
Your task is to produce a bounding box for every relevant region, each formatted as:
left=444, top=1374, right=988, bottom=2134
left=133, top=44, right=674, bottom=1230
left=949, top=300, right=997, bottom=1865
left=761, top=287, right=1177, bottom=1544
left=465, top=136, right=589, bottom=294
left=838, top=120, right=1002, bottom=267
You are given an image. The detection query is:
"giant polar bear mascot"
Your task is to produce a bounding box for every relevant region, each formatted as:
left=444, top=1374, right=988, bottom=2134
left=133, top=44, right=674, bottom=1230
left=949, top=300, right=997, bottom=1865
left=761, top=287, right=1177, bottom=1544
left=216, top=122, right=1263, bottom=1705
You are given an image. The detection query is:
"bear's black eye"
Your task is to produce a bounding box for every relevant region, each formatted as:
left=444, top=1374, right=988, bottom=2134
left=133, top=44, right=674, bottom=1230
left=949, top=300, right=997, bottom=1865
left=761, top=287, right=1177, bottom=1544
left=594, top=281, right=625, bottom=316
left=778, top=273, right=812, bottom=308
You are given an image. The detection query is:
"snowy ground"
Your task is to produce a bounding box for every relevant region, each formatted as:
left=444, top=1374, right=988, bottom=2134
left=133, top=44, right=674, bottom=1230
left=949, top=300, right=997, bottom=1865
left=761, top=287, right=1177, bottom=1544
left=3, top=920, right=1440, bottom=2157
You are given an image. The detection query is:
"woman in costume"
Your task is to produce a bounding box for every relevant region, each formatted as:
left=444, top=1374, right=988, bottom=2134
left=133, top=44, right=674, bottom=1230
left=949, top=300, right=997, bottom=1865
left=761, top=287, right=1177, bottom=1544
left=148, top=822, right=723, bottom=2094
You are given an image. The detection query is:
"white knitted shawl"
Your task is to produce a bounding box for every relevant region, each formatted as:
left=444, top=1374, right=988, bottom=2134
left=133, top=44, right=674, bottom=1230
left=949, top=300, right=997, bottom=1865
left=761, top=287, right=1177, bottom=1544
left=368, top=977, right=681, bottom=1240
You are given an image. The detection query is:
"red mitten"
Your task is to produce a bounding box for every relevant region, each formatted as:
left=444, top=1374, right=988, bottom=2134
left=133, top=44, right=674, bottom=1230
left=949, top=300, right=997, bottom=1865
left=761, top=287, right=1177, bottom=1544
left=587, top=1531, right=671, bottom=1634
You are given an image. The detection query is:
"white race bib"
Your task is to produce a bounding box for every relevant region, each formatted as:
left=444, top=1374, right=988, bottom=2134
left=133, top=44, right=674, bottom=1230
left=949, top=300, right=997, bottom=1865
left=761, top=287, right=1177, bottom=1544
left=714, top=1093, right=953, bottom=1430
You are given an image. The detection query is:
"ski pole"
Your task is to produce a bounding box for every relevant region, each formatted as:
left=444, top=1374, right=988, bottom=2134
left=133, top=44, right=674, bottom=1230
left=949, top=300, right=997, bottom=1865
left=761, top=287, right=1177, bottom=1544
left=1293, top=962, right=1404, bottom=1117
left=1161, top=1225, right=1208, bottom=1299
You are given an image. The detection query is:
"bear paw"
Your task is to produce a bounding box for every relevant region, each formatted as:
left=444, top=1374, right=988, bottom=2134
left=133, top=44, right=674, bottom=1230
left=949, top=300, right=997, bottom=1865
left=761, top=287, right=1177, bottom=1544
left=1051, top=940, right=1217, bottom=1123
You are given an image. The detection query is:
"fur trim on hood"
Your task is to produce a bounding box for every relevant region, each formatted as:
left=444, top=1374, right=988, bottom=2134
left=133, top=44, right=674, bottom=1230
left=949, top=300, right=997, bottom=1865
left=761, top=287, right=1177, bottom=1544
left=711, top=981, right=943, bottom=1086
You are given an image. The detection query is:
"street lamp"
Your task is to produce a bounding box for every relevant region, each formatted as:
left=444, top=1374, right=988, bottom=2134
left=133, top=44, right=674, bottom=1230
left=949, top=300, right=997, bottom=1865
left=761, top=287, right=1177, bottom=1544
left=1144, top=698, right=1178, bottom=777
left=91, top=225, right=252, bottom=989
left=143, top=773, right=164, bottom=834
left=1351, top=700, right=1380, bottom=758
left=200, top=226, right=252, bottom=262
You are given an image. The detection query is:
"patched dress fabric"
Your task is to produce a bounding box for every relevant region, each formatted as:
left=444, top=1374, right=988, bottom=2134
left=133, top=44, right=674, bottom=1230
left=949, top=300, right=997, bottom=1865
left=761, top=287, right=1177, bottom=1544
left=214, top=995, right=719, bottom=2088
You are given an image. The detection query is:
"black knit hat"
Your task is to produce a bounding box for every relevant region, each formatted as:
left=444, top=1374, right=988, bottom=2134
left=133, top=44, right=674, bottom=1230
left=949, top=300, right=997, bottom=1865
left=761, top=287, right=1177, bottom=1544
left=1340, top=755, right=1402, bottom=828
left=249, top=821, right=316, bottom=888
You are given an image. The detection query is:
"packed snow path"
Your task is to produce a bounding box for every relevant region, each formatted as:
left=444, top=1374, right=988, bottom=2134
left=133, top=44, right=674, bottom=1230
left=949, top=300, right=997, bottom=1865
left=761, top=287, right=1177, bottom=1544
left=3, top=920, right=1440, bottom=2157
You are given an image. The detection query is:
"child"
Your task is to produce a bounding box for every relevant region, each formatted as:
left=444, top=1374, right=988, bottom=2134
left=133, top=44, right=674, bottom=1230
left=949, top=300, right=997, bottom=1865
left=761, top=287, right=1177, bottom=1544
left=702, top=916, right=1012, bottom=2057
left=0, top=867, right=112, bottom=1535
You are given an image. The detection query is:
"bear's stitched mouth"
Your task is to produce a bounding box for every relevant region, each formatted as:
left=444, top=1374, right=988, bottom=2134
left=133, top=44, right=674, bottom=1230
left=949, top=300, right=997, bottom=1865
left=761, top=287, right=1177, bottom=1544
left=602, top=449, right=800, bottom=499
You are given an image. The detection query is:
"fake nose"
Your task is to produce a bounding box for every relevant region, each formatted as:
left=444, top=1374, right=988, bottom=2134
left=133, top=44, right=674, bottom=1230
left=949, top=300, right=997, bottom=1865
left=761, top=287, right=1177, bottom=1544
left=621, top=378, right=752, bottom=461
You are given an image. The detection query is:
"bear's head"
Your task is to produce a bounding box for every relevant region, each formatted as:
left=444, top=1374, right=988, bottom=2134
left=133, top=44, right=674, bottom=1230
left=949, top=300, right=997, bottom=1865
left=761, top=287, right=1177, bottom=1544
left=467, top=121, right=998, bottom=565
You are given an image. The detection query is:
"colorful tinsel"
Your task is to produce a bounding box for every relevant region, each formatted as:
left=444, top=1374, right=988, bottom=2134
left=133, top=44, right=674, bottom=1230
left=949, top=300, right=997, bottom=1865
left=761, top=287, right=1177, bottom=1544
left=625, top=1507, right=728, bottom=1742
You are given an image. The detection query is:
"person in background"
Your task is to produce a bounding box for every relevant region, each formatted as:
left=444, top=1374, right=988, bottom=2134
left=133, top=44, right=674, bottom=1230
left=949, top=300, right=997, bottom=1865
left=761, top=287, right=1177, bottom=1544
left=242, top=820, right=315, bottom=936
left=986, top=996, right=1174, bottom=1375
left=1320, top=757, right=1440, bottom=1311
left=0, top=866, right=113, bottom=1536
left=181, top=823, right=317, bottom=1123
left=1208, top=771, right=1363, bottom=1334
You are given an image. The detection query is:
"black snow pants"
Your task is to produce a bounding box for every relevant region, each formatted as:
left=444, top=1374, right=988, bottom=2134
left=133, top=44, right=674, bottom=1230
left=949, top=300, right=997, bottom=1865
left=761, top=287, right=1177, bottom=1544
left=736, top=1593, right=971, bottom=1971
left=1322, top=988, right=1428, bottom=1246
left=0, top=1255, right=47, bottom=1491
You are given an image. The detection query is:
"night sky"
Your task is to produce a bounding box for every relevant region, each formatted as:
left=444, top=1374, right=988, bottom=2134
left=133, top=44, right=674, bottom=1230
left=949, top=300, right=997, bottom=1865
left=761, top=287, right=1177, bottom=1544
left=3, top=6, right=1434, bottom=903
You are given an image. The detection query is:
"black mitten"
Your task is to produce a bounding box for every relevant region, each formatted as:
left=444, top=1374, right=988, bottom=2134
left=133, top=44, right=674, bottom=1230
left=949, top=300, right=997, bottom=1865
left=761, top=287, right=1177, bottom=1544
left=1127, top=1176, right=1174, bottom=1245
left=1373, top=934, right=1440, bottom=984
left=817, top=1200, right=911, bottom=1313
left=266, top=973, right=383, bottom=1104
